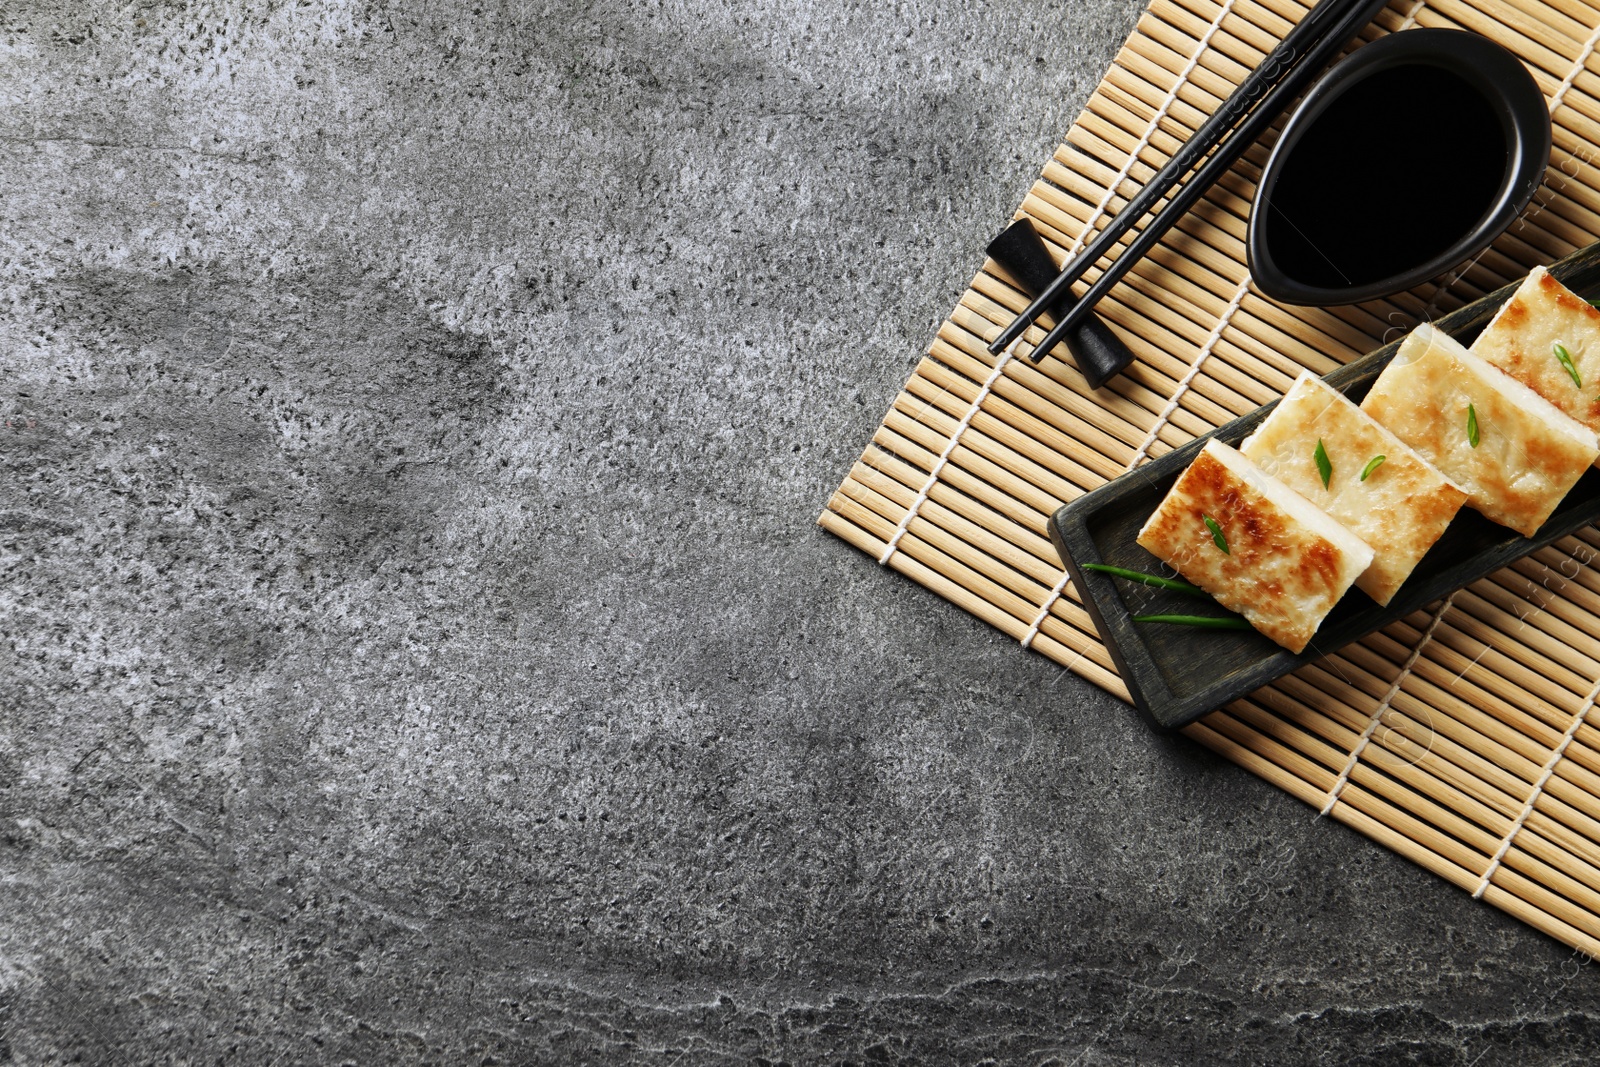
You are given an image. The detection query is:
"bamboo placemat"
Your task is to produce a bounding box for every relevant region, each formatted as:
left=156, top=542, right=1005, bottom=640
left=820, top=0, right=1600, bottom=954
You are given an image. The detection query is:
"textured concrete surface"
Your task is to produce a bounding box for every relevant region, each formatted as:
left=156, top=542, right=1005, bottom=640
left=3, top=1, right=1599, bottom=1063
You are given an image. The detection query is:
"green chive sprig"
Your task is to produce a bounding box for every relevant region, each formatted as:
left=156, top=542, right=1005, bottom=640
left=1360, top=455, right=1386, bottom=482
left=1081, top=563, right=1208, bottom=598
left=1203, top=514, right=1229, bottom=554
left=1556, top=342, right=1582, bottom=388
left=1467, top=403, right=1480, bottom=449
left=1314, top=438, right=1332, bottom=490
left=1133, top=613, right=1252, bottom=630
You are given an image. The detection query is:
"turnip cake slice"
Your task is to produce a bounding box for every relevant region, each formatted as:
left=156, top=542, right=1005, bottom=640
left=1240, top=370, right=1467, bottom=606
left=1472, top=266, right=1600, bottom=451
left=1136, top=439, right=1375, bottom=655
left=1361, top=323, right=1598, bottom=538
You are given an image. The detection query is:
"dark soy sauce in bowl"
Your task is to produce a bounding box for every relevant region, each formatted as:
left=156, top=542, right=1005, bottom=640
left=1264, top=65, right=1503, bottom=290
left=1248, top=29, right=1551, bottom=307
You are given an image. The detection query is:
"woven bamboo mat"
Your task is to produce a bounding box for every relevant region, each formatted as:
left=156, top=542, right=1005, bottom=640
left=820, top=0, right=1600, bottom=954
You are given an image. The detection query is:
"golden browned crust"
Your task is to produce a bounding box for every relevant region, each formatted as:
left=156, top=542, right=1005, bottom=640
left=1363, top=327, right=1598, bottom=537
left=1474, top=267, right=1600, bottom=445
left=1136, top=443, right=1371, bottom=653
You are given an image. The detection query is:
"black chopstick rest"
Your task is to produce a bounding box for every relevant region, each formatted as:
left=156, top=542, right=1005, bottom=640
left=985, top=219, right=1136, bottom=391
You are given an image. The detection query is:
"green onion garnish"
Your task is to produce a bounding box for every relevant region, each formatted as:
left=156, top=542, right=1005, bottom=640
left=1556, top=342, right=1582, bottom=388
left=1314, top=438, right=1332, bottom=489
left=1133, top=613, right=1252, bottom=630
left=1360, top=455, right=1386, bottom=482
left=1203, top=514, right=1229, bottom=554
left=1467, top=403, right=1480, bottom=448
left=1081, top=562, right=1208, bottom=598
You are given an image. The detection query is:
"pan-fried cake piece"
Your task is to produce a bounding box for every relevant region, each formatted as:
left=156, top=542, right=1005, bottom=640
left=1361, top=323, right=1599, bottom=538
left=1240, top=370, right=1467, bottom=606
left=1135, top=439, right=1375, bottom=654
left=1472, top=266, right=1600, bottom=447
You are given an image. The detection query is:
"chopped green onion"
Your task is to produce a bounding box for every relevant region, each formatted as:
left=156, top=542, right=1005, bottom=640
left=1203, top=514, right=1229, bottom=554
left=1556, top=342, right=1583, bottom=388
left=1133, top=613, right=1252, bottom=630
left=1467, top=402, right=1480, bottom=448
left=1360, top=454, right=1386, bottom=482
left=1314, top=438, right=1332, bottom=489
left=1081, top=562, right=1208, bottom=598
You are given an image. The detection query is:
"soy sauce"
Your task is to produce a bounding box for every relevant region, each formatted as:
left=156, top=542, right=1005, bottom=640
left=1262, top=63, right=1505, bottom=290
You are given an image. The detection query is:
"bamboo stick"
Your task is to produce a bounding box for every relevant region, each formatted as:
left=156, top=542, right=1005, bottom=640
left=1056, top=110, right=1562, bottom=355
left=839, top=476, right=1053, bottom=606
left=937, top=306, right=1162, bottom=453
left=816, top=507, right=1128, bottom=696
left=1341, top=634, right=1569, bottom=756
left=1030, top=171, right=1395, bottom=355
left=1209, top=700, right=1600, bottom=927
left=926, top=336, right=1140, bottom=473
left=1239, top=673, right=1600, bottom=872
left=949, top=292, right=1256, bottom=428
left=1078, top=21, right=1600, bottom=308
left=873, top=416, right=1061, bottom=522
left=907, top=361, right=1121, bottom=488
left=1492, top=0, right=1593, bottom=41
left=1204, top=706, right=1600, bottom=941
left=967, top=272, right=1217, bottom=437
left=838, top=473, right=1102, bottom=640
left=823, top=490, right=1103, bottom=656
left=848, top=461, right=1059, bottom=581
left=1262, top=649, right=1600, bottom=854
left=1190, top=715, right=1600, bottom=956
left=1233, top=691, right=1600, bottom=895
left=890, top=386, right=1086, bottom=503
left=1376, top=614, right=1592, bottom=728
left=1025, top=161, right=1395, bottom=364
left=861, top=437, right=1057, bottom=560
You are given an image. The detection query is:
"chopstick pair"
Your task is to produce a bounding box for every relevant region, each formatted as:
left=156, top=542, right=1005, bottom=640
left=992, top=0, right=1392, bottom=366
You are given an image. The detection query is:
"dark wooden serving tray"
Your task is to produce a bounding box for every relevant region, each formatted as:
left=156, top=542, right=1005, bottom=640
left=1049, top=241, right=1600, bottom=730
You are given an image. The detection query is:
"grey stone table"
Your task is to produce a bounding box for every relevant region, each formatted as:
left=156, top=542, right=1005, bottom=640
left=2, top=1, right=1596, bottom=1063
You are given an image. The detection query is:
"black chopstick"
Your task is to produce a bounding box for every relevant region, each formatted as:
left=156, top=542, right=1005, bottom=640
left=1024, top=0, right=1391, bottom=359
left=989, top=0, right=1390, bottom=359
left=989, top=0, right=1366, bottom=357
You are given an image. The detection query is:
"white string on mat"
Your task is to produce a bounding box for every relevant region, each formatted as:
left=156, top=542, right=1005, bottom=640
left=877, top=334, right=1025, bottom=566
left=1021, top=568, right=1073, bottom=649
left=1125, top=274, right=1251, bottom=468
left=1319, top=594, right=1457, bottom=817
left=1548, top=20, right=1600, bottom=117
left=1472, top=673, right=1600, bottom=900
left=1396, top=0, right=1426, bottom=32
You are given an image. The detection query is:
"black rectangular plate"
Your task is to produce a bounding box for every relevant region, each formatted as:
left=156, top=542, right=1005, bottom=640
left=1050, top=241, right=1600, bottom=730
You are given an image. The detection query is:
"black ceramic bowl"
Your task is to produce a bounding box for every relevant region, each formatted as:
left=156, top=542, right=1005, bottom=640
left=1248, top=29, right=1550, bottom=306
